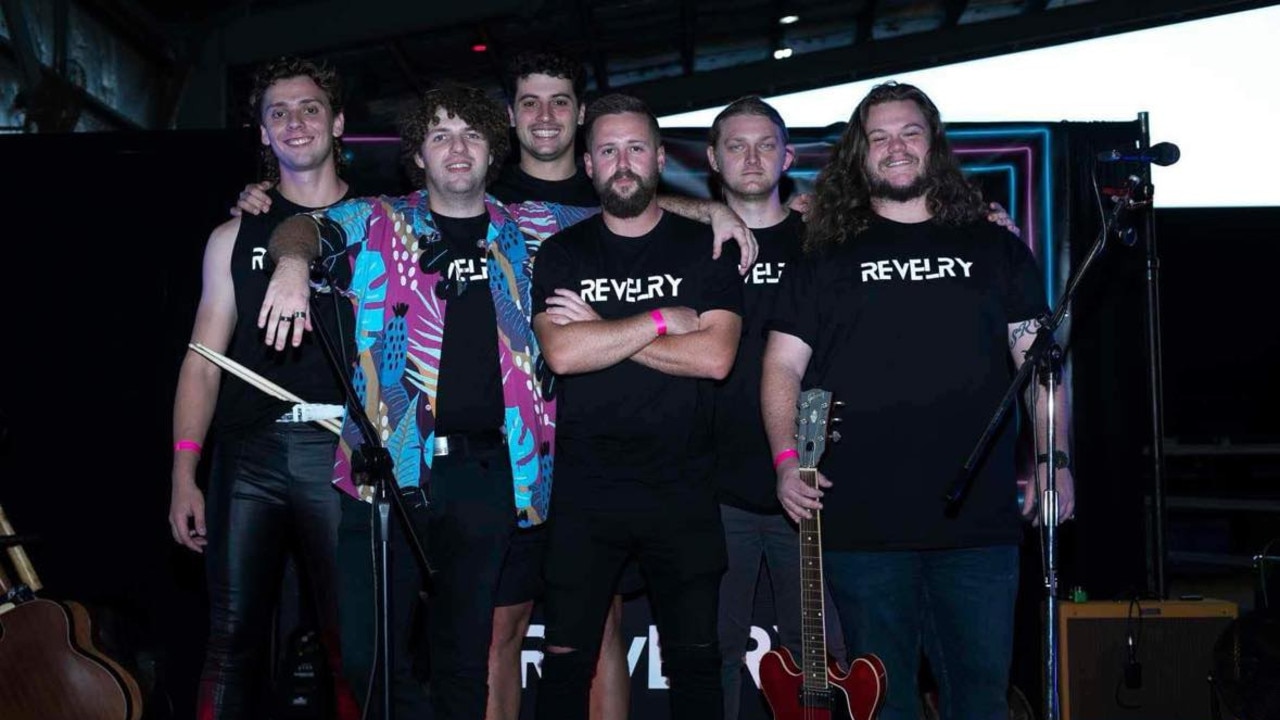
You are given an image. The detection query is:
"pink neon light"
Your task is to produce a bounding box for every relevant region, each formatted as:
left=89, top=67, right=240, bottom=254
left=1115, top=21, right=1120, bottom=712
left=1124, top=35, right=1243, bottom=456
left=955, top=145, right=1036, bottom=257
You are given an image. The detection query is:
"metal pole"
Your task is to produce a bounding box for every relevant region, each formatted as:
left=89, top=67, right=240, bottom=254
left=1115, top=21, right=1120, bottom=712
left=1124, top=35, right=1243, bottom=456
left=1043, top=359, right=1061, bottom=720
left=1138, top=111, right=1169, bottom=600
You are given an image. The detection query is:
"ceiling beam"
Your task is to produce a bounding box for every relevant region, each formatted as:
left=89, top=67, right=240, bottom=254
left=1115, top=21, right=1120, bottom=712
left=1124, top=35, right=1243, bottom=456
left=174, top=0, right=539, bottom=128
left=628, top=0, right=1272, bottom=117
left=941, top=0, right=968, bottom=28
left=680, top=0, right=696, bottom=76
left=575, top=0, right=609, bottom=92
left=206, top=0, right=539, bottom=65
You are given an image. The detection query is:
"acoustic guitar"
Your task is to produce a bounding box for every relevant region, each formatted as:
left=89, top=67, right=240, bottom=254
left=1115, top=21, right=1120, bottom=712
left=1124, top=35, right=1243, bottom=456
left=0, top=503, right=144, bottom=720
left=759, top=388, right=887, bottom=720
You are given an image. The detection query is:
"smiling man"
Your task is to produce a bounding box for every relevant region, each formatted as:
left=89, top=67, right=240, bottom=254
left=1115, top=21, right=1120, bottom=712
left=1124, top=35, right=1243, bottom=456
left=762, top=81, right=1075, bottom=720
left=257, top=84, right=553, bottom=720
left=168, top=56, right=358, bottom=720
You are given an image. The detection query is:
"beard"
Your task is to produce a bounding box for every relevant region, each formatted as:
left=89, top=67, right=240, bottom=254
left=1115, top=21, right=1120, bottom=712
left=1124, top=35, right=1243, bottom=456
left=596, top=169, right=659, bottom=218
left=867, top=172, right=929, bottom=203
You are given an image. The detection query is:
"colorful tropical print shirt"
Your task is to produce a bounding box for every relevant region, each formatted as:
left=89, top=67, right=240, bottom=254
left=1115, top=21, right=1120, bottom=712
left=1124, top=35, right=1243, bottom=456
left=312, top=190, right=566, bottom=527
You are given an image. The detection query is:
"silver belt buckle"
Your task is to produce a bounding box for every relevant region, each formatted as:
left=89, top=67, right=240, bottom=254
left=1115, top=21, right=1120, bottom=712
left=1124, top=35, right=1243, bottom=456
left=433, top=435, right=452, bottom=457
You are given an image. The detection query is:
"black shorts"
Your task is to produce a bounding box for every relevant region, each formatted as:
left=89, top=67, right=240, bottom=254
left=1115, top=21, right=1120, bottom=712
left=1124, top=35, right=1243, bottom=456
left=494, top=524, right=547, bottom=607
left=616, top=557, right=646, bottom=598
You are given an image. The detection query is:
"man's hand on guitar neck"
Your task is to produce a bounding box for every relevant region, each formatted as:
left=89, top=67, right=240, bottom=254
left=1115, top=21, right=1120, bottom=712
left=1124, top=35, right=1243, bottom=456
left=776, top=458, right=832, bottom=524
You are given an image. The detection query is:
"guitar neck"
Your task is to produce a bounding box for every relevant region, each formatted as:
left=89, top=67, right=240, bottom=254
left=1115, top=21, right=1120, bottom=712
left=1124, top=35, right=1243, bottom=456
left=0, top=504, right=42, bottom=593
left=798, top=467, right=829, bottom=692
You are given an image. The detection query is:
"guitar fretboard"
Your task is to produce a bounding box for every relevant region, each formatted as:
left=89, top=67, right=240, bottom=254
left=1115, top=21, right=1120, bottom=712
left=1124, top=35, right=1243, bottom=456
left=798, top=467, right=829, bottom=693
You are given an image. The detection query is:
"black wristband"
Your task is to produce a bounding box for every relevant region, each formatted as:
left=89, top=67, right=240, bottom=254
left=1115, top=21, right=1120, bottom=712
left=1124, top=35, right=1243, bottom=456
left=1036, top=449, right=1071, bottom=471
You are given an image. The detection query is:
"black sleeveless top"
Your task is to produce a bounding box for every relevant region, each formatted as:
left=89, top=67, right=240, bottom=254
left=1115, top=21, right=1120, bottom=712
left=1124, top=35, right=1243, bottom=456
left=213, top=189, right=354, bottom=435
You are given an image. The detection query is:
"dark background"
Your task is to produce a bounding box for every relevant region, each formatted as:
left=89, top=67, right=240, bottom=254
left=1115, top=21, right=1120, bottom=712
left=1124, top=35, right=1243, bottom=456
left=0, top=126, right=1274, bottom=719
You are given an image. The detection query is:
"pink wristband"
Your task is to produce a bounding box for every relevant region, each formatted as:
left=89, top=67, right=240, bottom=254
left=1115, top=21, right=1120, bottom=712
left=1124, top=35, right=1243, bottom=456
left=650, top=309, right=667, bottom=336
left=175, top=440, right=203, bottom=455
left=773, top=448, right=799, bottom=469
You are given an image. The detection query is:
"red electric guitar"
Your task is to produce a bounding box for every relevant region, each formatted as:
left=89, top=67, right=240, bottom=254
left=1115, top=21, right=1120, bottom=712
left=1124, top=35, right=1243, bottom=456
left=759, top=388, right=887, bottom=720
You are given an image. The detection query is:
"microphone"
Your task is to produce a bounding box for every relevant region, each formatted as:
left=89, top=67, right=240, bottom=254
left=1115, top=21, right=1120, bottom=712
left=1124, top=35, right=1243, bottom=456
left=1096, top=142, right=1180, bottom=166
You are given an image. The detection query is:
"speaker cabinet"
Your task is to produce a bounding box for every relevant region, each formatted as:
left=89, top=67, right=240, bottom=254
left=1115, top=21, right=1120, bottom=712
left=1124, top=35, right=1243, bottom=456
left=1059, top=598, right=1237, bottom=720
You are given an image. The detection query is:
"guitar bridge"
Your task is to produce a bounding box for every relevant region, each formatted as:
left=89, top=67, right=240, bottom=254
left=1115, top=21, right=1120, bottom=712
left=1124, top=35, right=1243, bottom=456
left=798, top=686, right=834, bottom=709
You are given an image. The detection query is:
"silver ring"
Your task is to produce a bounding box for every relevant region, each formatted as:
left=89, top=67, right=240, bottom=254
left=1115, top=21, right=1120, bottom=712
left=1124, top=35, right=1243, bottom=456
left=293, top=311, right=307, bottom=319
left=277, top=316, right=290, bottom=323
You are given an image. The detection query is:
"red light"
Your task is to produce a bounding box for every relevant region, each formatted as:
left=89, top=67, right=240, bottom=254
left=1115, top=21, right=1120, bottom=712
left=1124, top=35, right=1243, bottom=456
left=471, top=43, right=488, bottom=53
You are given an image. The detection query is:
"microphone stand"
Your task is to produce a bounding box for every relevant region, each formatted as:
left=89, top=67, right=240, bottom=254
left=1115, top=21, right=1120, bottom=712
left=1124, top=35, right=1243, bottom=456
left=944, top=179, right=1138, bottom=720
left=307, top=262, right=434, bottom=720
left=1137, top=112, right=1169, bottom=601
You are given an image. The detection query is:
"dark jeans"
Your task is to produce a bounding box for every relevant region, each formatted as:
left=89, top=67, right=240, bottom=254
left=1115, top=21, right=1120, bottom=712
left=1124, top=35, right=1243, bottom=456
left=718, top=504, right=846, bottom=720
left=824, top=544, right=1019, bottom=720
left=199, top=423, right=353, bottom=720
left=338, top=443, right=515, bottom=720
left=537, top=487, right=727, bottom=720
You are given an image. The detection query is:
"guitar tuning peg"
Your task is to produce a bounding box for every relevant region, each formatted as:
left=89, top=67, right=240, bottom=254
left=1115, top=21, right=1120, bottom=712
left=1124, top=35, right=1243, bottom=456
left=830, top=417, right=843, bottom=425
left=833, top=400, right=846, bottom=408
left=830, top=430, right=842, bottom=443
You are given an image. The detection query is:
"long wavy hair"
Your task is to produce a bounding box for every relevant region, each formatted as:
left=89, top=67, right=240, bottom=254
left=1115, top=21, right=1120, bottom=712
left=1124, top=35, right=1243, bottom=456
left=804, top=82, right=986, bottom=254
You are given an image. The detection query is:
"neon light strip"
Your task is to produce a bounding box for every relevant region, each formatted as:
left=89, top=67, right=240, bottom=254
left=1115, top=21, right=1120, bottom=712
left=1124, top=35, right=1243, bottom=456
left=955, top=145, right=1035, bottom=259
left=950, top=126, right=1056, bottom=305
left=959, top=163, right=1018, bottom=225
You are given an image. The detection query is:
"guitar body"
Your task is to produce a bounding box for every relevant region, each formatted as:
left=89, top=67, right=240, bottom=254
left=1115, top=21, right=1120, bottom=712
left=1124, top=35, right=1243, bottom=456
left=0, top=598, right=143, bottom=720
left=760, top=646, right=887, bottom=720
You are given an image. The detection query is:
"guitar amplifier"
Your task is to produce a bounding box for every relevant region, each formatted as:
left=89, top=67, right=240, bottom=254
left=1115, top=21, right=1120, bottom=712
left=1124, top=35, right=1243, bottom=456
left=1058, top=598, right=1237, bottom=720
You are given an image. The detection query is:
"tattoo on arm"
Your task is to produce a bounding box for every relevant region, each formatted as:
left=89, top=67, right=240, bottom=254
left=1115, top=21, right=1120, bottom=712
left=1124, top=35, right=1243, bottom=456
left=1009, top=319, right=1039, bottom=356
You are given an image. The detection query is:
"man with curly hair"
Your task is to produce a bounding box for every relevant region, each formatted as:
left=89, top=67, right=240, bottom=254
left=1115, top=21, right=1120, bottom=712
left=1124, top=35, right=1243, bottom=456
left=256, top=84, right=544, bottom=720
left=762, top=82, right=1075, bottom=720
left=168, top=56, right=359, bottom=720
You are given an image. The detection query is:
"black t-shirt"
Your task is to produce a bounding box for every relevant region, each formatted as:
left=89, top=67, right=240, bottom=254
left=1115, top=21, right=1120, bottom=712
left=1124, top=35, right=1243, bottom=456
left=532, top=212, right=744, bottom=508
left=214, top=188, right=354, bottom=435
left=432, top=213, right=505, bottom=434
left=767, top=216, right=1047, bottom=551
left=713, top=212, right=804, bottom=513
left=490, top=165, right=599, bottom=208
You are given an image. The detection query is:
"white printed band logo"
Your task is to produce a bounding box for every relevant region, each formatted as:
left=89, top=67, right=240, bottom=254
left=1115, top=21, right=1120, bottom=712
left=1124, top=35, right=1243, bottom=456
left=448, top=258, right=488, bottom=282
left=747, top=262, right=785, bottom=285
left=860, top=257, right=973, bottom=282
left=252, top=247, right=267, bottom=271
left=580, top=275, right=684, bottom=303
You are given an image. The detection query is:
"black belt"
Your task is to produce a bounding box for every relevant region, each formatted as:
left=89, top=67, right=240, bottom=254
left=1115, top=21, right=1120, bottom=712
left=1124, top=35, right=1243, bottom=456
left=432, top=428, right=506, bottom=458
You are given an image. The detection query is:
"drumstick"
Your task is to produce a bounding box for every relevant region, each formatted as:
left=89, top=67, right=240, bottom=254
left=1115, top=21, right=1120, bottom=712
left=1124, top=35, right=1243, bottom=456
left=189, top=343, right=343, bottom=435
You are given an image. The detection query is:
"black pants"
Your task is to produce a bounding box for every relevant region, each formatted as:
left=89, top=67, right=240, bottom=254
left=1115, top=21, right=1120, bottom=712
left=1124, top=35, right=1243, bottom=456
left=199, top=423, right=350, bottom=720
left=537, top=485, right=727, bottom=720
left=338, top=441, right=516, bottom=720
left=335, top=492, right=432, bottom=719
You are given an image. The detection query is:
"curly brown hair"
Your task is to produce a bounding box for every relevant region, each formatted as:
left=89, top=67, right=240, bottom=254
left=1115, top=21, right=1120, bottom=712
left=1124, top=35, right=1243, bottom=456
left=399, top=84, right=510, bottom=188
left=804, top=82, right=986, bottom=254
left=502, top=49, right=587, bottom=105
left=247, top=56, right=345, bottom=181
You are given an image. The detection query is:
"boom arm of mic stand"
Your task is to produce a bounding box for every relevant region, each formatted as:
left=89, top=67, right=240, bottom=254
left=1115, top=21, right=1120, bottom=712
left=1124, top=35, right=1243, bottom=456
left=944, top=195, right=1121, bottom=509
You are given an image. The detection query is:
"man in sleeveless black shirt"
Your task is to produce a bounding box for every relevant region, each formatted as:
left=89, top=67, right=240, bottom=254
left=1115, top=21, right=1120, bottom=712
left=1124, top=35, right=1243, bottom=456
left=169, top=57, right=359, bottom=720
left=762, top=82, right=1076, bottom=720
left=702, top=96, right=848, bottom=720
left=532, top=94, right=743, bottom=720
